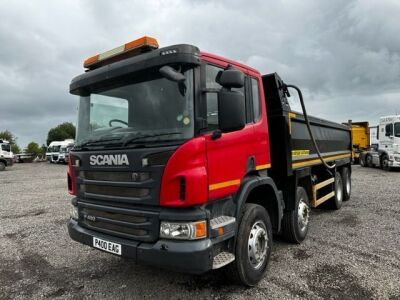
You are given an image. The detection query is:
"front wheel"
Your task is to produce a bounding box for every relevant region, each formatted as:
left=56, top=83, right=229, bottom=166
left=0, top=161, right=5, bottom=171
left=226, top=204, right=272, bottom=286
left=281, top=187, right=310, bottom=244
left=381, top=155, right=391, bottom=171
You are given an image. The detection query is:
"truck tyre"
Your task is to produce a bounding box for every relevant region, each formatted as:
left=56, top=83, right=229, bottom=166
left=380, top=155, right=391, bottom=171
left=365, top=154, right=373, bottom=167
left=330, top=172, right=343, bottom=210
left=341, top=167, right=351, bottom=201
left=360, top=156, right=366, bottom=167
left=281, top=186, right=310, bottom=244
left=0, top=161, right=5, bottom=171
left=226, top=203, right=272, bottom=286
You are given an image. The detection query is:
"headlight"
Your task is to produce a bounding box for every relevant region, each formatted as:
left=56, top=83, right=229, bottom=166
left=160, top=220, right=207, bottom=240
left=70, top=205, right=79, bottom=220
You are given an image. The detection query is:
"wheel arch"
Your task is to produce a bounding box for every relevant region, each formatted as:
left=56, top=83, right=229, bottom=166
left=235, top=176, right=283, bottom=234
left=379, top=150, right=389, bottom=159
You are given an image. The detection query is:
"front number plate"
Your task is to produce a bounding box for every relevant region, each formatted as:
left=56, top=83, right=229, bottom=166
left=93, top=237, right=122, bottom=255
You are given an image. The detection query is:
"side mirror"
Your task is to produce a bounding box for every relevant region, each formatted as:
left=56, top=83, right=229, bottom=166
left=218, top=68, right=244, bottom=88
left=218, top=89, right=245, bottom=133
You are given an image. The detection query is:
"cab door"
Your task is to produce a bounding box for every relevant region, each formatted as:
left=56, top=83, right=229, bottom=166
left=203, top=62, right=258, bottom=200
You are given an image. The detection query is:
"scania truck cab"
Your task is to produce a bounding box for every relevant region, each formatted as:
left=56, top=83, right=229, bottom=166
left=360, top=115, right=400, bottom=170
left=67, top=37, right=352, bottom=286
left=0, top=140, right=13, bottom=171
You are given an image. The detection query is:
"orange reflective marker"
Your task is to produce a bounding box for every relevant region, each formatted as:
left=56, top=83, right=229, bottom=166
left=195, top=221, right=207, bottom=238
left=218, top=227, right=224, bottom=236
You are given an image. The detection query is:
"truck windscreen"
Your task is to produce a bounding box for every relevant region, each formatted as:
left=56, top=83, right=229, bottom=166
left=1, top=144, right=11, bottom=152
left=75, top=68, right=194, bottom=149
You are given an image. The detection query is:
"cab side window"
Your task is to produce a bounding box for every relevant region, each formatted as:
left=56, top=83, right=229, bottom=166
left=250, top=77, right=261, bottom=121
left=385, top=123, right=393, bottom=137
left=205, top=64, right=246, bottom=130
left=205, top=65, right=222, bottom=130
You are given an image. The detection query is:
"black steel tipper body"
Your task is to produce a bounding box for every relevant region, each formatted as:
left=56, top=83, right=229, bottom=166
left=289, top=113, right=352, bottom=169
left=262, top=73, right=352, bottom=185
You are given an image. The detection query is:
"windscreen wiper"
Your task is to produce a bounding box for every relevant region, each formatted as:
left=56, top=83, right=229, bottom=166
left=122, top=132, right=182, bottom=147
left=77, top=138, right=122, bottom=148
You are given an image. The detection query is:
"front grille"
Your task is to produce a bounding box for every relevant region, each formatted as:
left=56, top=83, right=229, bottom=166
left=145, top=151, right=174, bottom=166
left=79, top=203, right=159, bottom=242
left=81, top=184, right=149, bottom=198
left=71, top=148, right=177, bottom=240
left=83, top=219, right=147, bottom=236
left=82, top=207, right=147, bottom=223
left=80, top=171, right=150, bottom=182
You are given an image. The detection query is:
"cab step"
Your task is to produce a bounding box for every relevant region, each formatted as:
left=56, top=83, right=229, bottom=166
left=210, top=216, right=235, bottom=229
left=212, top=252, right=235, bottom=269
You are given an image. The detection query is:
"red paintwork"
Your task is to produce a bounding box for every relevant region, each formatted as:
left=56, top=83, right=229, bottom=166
left=160, top=137, right=208, bottom=207
left=68, top=153, right=76, bottom=195
left=160, top=52, right=271, bottom=207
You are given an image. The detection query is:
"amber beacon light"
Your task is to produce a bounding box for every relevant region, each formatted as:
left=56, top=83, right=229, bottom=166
left=83, top=36, right=159, bottom=69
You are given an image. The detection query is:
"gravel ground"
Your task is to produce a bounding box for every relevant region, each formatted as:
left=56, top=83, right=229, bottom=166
left=0, top=163, right=399, bottom=299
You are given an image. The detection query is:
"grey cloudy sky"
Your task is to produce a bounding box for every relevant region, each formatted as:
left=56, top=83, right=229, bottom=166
left=1, top=0, right=400, bottom=148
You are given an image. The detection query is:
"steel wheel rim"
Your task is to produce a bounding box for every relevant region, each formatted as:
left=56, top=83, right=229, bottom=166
left=383, top=158, right=389, bottom=169
left=345, top=173, right=351, bottom=195
left=297, top=198, right=310, bottom=232
left=248, top=221, right=268, bottom=269
left=336, top=177, right=343, bottom=203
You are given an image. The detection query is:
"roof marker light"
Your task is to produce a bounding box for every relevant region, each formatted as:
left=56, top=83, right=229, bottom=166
left=83, top=36, right=159, bottom=69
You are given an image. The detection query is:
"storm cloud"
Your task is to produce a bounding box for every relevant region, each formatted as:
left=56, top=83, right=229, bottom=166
left=1, top=0, right=400, bottom=147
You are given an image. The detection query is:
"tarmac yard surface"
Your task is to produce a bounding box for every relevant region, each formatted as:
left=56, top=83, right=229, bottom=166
left=0, top=163, right=399, bottom=299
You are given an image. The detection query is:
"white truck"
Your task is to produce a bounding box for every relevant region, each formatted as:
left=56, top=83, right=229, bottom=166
left=46, top=139, right=74, bottom=164
left=360, top=115, right=400, bottom=170
left=0, top=140, right=14, bottom=171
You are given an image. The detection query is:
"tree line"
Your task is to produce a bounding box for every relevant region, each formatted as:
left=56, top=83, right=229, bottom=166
left=0, top=122, right=75, bottom=156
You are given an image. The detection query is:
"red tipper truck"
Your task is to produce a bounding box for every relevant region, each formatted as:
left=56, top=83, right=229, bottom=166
left=67, top=36, right=352, bottom=286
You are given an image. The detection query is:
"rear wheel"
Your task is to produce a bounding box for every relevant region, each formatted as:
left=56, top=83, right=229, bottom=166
left=330, top=172, right=343, bottom=210
left=226, top=203, right=272, bottom=286
left=366, top=154, right=373, bottom=167
left=0, top=161, right=5, bottom=171
left=281, top=187, right=310, bottom=244
left=341, top=167, right=351, bottom=201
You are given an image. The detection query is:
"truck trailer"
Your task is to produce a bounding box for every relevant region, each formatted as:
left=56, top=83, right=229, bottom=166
left=346, top=121, right=369, bottom=164
left=67, top=37, right=352, bottom=286
left=360, top=115, right=400, bottom=170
